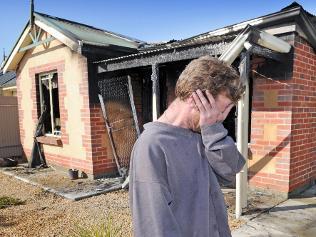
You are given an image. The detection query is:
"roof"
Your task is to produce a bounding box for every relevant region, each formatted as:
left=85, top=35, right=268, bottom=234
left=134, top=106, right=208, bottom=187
left=0, top=71, right=16, bottom=88
left=96, top=2, right=316, bottom=66
left=34, top=12, right=144, bottom=49
left=98, top=33, right=237, bottom=64
left=3, top=12, right=145, bottom=72
left=172, top=1, right=315, bottom=47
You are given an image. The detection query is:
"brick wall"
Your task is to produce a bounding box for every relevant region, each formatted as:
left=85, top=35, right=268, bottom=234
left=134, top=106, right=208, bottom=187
left=289, top=35, right=316, bottom=192
left=23, top=147, right=94, bottom=174
left=249, top=34, right=316, bottom=194
left=88, top=104, right=117, bottom=177
left=249, top=62, right=292, bottom=193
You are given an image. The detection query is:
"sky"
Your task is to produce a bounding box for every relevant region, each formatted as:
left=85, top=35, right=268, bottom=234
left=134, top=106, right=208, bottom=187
left=1, top=0, right=315, bottom=57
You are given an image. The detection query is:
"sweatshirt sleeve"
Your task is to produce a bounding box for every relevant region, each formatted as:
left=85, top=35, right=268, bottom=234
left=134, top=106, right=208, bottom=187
left=201, top=123, right=245, bottom=185
left=129, top=139, right=182, bottom=237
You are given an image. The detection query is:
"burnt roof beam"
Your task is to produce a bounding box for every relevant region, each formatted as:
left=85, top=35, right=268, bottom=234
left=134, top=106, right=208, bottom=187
left=249, top=44, right=289, bottom=62
left=98, top=42, right=229, bottom=73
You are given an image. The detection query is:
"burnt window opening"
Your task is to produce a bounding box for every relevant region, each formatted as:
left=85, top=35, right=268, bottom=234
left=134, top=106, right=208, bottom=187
left=38, top=72, right=61, bottom=136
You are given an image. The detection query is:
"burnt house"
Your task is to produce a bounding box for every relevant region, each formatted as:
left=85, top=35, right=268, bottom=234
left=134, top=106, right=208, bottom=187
left=2, top=2, right=315, bottom=198
left=95, top=2, right=316, bottom=197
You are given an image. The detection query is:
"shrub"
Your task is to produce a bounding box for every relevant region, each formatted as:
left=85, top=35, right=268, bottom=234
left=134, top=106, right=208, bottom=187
left=70, top=217, right=123, bottom=237
left=0, top=196, right=25, bottom=209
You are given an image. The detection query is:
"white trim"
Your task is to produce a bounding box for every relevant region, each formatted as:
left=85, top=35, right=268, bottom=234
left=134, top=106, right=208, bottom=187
left=263, top=23, right=296, bottom=35
left=2, top=86, right=17, bottom=91
left=48, top=77, right=55, bottom=134
left=2, top=18, right=80, bottom=73
left=3, top=25, right=31, bottom=73
left=197, top=7, right=300, bottom=39
left=35, top=19, right=79, bottom=52
left=19, top=35, right=55, bottom=52
left=39, top=71, right=60, bottom=136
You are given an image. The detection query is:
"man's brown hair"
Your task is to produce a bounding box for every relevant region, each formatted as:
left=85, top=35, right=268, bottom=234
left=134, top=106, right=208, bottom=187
left=175, top=55, right=245, bottom=103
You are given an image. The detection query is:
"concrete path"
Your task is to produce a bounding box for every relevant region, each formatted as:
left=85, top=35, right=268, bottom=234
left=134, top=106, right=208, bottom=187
left=232, top=185, right=316, bottom=237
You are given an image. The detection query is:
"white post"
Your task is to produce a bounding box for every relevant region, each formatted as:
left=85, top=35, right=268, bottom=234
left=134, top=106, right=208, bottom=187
left=151, top=64, right=159, bottom=121
left=236, top=53, right=250, bottom=219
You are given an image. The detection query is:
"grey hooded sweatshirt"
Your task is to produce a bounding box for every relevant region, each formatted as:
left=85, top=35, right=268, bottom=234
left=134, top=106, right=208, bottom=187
left=129, top=121, right=245, bottom=237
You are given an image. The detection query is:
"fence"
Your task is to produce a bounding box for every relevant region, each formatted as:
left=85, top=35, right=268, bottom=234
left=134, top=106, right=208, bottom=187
left=0, top=96, right=22, bottom=158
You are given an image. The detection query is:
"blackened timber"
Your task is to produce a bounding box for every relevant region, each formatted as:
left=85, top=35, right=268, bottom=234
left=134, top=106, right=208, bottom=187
left=98, top=42, right=229, bottom=73
left=250, top=44, right=288, bottom=62
left=254, top=46, right=294, bottom=80
left=82, top=44, right=137, bottom=60
left=239, top=51, right=251, bottom=84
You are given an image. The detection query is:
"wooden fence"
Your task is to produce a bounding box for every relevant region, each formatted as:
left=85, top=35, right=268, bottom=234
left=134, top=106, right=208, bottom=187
left=0, top=96, right=22, bottom=158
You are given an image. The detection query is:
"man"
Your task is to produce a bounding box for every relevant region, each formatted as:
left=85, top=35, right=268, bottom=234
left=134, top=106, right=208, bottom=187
left=129, top=55, right=245, bottom=237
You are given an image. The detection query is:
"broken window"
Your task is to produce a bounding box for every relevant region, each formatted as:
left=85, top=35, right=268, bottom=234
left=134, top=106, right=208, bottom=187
left=38, top=72, right=61, bottom=136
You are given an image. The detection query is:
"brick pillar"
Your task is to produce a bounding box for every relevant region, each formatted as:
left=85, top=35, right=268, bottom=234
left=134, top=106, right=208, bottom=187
left=249, top=34, right=316, bottom=195
left=289, top=35, right=316, bottom=192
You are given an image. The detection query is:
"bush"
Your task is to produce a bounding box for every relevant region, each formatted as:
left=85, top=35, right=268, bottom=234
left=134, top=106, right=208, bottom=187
left=0, top=196, right=25, bottom=209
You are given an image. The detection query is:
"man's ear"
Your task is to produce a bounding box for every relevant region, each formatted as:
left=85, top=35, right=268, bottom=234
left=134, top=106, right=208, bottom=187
left=183, top=96, right=192, bottom=103
left=186, top=96, right=198, bottom=110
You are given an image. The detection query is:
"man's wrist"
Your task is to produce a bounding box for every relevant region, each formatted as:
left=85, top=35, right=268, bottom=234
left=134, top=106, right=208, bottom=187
left=200, top=123, right=228, bottom=146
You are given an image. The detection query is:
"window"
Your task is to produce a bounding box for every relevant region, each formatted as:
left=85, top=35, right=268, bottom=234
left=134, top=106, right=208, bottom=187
left=38, top=72, right=61, bottom=136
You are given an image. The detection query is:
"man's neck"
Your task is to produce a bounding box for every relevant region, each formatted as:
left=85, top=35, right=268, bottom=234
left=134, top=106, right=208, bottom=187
left=157, top=98, right=195, bottom=130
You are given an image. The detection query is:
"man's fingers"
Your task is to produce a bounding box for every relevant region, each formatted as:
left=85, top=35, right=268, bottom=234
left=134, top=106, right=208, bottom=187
left=192, top=92, right=205, bottom=112
left=196, top=90, right=211, bottom=110
left=205, top=90, right=216, bottom=106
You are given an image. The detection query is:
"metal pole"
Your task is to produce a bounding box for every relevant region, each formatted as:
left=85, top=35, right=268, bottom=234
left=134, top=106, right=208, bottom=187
left=30, top=0, right=34, bottom=27
left=127, top=75, right=141, bottom=137
left=98, top=94, right=123, bottom=177
left=236, top=52, right=250, bottom=218
left=151, top=64, right=159, bottom=121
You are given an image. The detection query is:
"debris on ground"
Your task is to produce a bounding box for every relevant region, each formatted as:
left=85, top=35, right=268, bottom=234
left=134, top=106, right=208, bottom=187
left=0, top=157, right=18, bottom=167
left=1, top=164, right=122, bottom=200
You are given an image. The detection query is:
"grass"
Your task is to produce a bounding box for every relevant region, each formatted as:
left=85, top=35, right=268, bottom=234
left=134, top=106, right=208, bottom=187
left=0, top=196, right=25, bottom=209
left=71, top=217, right=123, bottom=237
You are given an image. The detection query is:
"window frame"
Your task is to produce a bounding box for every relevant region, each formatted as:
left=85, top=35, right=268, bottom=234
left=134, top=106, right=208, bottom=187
left=38, top=71, right=61, bottom=137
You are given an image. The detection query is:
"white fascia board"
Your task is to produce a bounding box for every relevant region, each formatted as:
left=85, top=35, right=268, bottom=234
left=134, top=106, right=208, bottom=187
left=3, top=25, right=31, bottom=73
left=257, top=31, right=291, bottom=53
left=35, top=19, right=80, bottom=53
left=205, top=8, right=300, bottom=38
left=263, top=23, right=296, bottom=36
left=2, top=86, right=17, bottom=91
